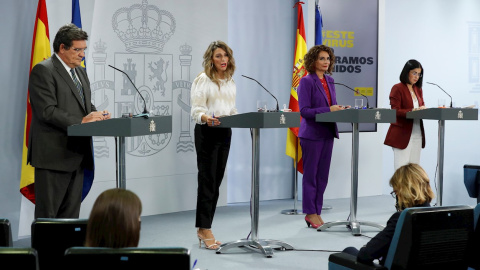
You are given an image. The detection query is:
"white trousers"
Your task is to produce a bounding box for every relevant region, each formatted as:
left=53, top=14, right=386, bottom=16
left=392, top=136, right=422, bottom=170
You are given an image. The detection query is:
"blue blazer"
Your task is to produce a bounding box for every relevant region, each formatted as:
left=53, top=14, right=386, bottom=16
left=298, top=73, right=339, bottom=140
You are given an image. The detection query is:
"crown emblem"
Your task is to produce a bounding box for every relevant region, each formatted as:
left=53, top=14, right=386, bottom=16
left=93, top=39, right=107, bottom=53
left=458, top=110, right=464, bottom=119
left=180, top=43, right=192, bottom=55
left=112, top=0, right=176, bottom=53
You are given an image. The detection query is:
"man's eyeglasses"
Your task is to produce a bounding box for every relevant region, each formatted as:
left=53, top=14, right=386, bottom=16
left=390, top=191, right=396, bottom=199
left=411, top=71, right=422, bottom=78
left=72, top=47, right=87, bottom=53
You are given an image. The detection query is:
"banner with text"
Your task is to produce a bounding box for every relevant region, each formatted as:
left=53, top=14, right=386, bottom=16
left=319, top=0, right=378, bottom=132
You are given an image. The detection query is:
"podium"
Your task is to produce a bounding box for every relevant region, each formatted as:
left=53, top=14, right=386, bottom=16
left=407, top=108, right=478, bottom=206
left=68, top=116, right=172, bottom=189
left=215, top=112, right=299, bottom=257
left=315, top=109, right=396, bottom=236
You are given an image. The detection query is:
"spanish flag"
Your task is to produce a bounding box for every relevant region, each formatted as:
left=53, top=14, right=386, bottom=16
left=286, top=1, right=308, bottom=174
left=20, top=0, right=51, bottom=203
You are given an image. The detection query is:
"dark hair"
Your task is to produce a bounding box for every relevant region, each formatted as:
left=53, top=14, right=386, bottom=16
left=399, top=59, right=423, bottom=88
left=304, top=45, right=335, bottom=74
left=53, top=23, right=88, bottom=53
left=85, top=188, right=142, bottom=248
left=202, top=40, right=236, bottom=88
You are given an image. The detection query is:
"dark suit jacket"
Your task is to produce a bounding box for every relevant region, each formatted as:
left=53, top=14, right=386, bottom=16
left=357, top=202, right=431, bottom=265
left=298, top=73, right=339, bottom=140
left=27, top=54, right=95, bottom=172
left=384, top=82, right=425, bottom=149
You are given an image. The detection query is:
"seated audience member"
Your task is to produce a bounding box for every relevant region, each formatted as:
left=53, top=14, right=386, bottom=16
left=342, top=163, right=434, bottom=265
left=85, top=188, right=142, bottom=248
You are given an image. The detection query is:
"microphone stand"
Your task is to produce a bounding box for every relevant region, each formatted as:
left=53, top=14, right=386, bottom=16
left=426, top=82, right=453, bottom=108
left=242, top=75, right=279, bottom=112
left=334, top=82, right=371, bottom=109
left=108, top=65, right=150, bottom=118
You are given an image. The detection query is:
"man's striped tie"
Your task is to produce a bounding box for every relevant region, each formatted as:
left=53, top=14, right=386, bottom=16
left=70, top=68, right=85, bottom=106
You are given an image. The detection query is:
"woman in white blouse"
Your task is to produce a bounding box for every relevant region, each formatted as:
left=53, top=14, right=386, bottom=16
left=190, top=41, right=237, bottom=250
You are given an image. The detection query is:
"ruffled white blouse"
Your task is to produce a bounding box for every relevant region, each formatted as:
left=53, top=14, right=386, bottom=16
left=190, top=72, right=237, bottom=124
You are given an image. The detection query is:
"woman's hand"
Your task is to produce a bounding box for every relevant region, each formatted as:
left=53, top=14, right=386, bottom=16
left=201, top=114, right=221, bottom=126
left=330, top=105, right=347, bottom=112
left=412, top=106, right=426, bottom=112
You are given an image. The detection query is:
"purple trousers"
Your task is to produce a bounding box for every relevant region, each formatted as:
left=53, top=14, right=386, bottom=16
left=300, top=137, right=334, bottom=215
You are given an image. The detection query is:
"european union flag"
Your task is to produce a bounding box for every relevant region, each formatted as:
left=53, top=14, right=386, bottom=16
left=315, top=3, right=323, bottom=45
left=72, top=0, right=93, bottom=201
left=72, top=0, right=82, bottom=28
left=71, top=0, right=86, bottom=69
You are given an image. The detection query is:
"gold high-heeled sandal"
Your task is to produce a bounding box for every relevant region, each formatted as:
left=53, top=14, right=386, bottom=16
left=197, top=235, right=219, bottom=250
left=197, top=228, right=220, bottom=250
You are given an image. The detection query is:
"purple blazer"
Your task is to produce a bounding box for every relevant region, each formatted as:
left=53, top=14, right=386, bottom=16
left=298, top=73, right=339, bottom=140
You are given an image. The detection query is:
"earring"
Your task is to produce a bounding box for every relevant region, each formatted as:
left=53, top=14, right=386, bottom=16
left=211, top=63, right=213, bottom=68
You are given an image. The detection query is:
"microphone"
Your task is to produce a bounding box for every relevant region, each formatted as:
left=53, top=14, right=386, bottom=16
left=333, top=82, right=370, bottom=109
left=242, top=75, right=279, bottom=112
left=426, top=82, right=453, bottom=108
left=108, top=65, right=149, bottom=117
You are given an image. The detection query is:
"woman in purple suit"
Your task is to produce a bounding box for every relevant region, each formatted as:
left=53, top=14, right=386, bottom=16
left=298, top=45, right=347, bottom=228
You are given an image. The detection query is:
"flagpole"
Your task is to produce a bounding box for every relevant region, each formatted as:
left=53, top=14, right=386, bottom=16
left=282, top=1, right=307, bottom=215
left=281, top=137, right=303, bottom=215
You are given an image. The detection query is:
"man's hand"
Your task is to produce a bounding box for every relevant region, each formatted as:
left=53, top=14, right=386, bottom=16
left=101, top=110, right=112, bottom=119
left=82, top=110, right=111, bottom=123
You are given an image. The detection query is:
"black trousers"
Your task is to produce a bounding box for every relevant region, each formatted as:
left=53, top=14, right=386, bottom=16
left=34, top=166, right=84, bottom=218
left=194, top=124, right=232, bottom=228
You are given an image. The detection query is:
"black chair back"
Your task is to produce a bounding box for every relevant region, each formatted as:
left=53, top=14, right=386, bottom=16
left=328, top=205, right=474, bottom=270
left=387, top=205, right=473, bottom=270
left=464, top=165, right=480, bottom=203
left=31, top=218, right=87, bottom=270
left=0, top=219, right=13, bottom=247
left=64, top=247, right=191, bottom=270
left=0, top=247, right=39, bottom=270
left=470, top=203, right=480, bottom=270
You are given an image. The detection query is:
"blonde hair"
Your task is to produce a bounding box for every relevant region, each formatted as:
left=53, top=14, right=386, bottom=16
left=202, top=40, right=235, bottom=88
left=389, top=163, right=434, bottom=210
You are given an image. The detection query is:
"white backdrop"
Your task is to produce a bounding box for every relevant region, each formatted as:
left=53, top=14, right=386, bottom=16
left=381, top=0, right=480, bottom=206
left=226, top=0, right=298, bottom=202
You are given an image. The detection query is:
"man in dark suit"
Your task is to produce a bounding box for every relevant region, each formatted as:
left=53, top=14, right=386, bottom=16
left=28, top=24, right=110, bottom=218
